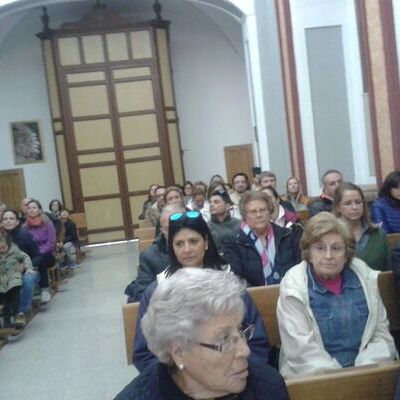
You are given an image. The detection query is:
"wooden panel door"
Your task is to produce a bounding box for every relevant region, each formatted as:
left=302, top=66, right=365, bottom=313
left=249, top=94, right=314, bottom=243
left=53, top=27, right=173, bottom=242
left=224, top=144, right=254, bottom=184
left=0, top=169, right=26, bottom=210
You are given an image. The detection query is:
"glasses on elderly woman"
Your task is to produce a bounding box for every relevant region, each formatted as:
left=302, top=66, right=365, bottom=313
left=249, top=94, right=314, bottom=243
left=311, top=244, right=345, bottom=256
left=197, top=324, right=255, bottom=354
left=170, top=211, right=201, bottom=221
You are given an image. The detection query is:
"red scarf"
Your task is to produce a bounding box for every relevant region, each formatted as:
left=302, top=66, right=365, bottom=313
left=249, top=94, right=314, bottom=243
left=27, top=215, right=43, bottom=227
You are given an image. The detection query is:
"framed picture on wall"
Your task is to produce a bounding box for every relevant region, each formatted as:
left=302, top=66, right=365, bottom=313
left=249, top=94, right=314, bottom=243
left=10, top=120, right=45, bottom=164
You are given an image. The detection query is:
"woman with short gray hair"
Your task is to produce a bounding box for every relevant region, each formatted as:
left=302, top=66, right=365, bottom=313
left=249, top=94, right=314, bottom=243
left=114, top=268, right=289, bottom=400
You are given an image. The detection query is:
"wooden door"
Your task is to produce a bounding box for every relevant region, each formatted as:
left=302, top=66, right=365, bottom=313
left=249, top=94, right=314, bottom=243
left=53, top=27, right=174, bottom=242
left=0, top=169, right=26, bottom=210
left=224, top=144, right=254, bottom=184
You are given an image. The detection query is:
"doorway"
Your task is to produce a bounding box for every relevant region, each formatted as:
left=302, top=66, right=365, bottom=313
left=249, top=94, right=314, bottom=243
left=224, top=144, right=254, bottom=184
left=0, top=168, right=26, bottom=210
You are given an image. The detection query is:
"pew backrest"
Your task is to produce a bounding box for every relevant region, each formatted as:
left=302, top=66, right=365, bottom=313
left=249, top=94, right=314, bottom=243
left=134, top=227, right=156, bottom=241
left=378, top=271, right=400, bottom=331
left=247, top=284, right=280, bottom=347
left=387, top=233, right=400, bottom=249
left=286, top=361, right=400, bottom=400
left=122, top=302, right=139, bottom=365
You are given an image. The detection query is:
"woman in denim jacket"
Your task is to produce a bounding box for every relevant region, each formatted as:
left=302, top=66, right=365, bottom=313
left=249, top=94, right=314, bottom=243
left=277, top=212, right=397, bottom=377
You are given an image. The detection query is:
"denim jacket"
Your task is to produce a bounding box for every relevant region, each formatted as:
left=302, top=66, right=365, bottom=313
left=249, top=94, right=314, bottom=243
left=277, top=258, right=398, bottom=377
left=307, top=265, right=368, bottom=367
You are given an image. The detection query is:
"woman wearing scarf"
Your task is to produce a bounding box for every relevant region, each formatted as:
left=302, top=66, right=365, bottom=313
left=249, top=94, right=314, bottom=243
left=23, top=199, right=56, bottom=304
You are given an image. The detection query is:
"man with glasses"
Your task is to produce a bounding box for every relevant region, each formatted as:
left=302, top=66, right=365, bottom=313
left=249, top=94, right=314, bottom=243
left=144, top=186, right=166, bottom=228
left=207, top=190, right=240, bottom=252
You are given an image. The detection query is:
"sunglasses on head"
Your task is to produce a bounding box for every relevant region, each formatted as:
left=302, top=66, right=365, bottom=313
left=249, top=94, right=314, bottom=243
left=169, top=211, right=201, bottom=221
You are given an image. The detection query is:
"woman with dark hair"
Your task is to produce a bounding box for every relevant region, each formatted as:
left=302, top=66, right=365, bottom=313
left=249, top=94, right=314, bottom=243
left=138, top=184, right=158, bottom=220
left=1, top=209, right=40, bottom=324
left=182, top=180, right=193, bottom=205
left=133, top=211, right=270, bottom=372
left=371, top=171, right=400, bottom=233
left=23, top=199, right=56, bottom=304
left=48, top=199, right=63, bottom=219
left=334, top=182, right=391, bottom=270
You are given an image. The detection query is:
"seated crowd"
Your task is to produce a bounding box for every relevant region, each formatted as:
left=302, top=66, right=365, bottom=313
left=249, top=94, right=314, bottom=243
left=0, top=197, right=80, bottom=335
left=120, top=168, right=400, bottom=399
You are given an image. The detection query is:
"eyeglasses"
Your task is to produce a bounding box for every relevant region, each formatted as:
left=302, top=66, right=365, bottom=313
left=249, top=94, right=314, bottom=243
left=246, top=208, right=269, bottom=217
left=170, top=211, right=201, bottom=221
left=197, top=324, right=255, bottom=354
left=311, top=244, right=345, bottom=256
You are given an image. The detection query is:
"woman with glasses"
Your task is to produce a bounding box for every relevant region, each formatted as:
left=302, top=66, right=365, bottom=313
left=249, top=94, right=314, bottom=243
left=277, top=212, right=397, bottom=377
left=115, top=269, right=289, bottom=400
left=223, top=191, right=301, bottom=287
left=334, top=182, right=391, bottom=271
left=133, top=210, right=270, bottom=373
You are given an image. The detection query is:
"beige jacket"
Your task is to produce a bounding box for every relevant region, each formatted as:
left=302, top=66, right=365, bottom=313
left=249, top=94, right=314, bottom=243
left=277, top=258, right=397, bottom=377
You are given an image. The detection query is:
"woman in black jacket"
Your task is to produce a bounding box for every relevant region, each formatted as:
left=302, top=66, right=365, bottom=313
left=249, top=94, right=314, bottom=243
left=223, top=191, right=301, bottom=286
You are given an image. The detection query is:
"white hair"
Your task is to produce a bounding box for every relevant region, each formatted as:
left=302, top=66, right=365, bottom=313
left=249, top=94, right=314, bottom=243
left=141, top=268, right=246, bottom=365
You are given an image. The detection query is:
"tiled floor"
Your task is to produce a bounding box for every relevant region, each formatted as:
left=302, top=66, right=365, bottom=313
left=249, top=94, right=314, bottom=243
left=0, top=242, right=140, bottom=400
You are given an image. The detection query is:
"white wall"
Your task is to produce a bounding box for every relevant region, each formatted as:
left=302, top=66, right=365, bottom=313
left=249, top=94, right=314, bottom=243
left=167, top=5, right=254, bottom=182
left=0, top=9, right=62, bottom=208
left=0, top=1, right=254, bottom=196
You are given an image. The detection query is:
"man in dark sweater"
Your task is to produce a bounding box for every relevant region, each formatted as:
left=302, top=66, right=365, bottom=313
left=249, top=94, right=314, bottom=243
left=308, top=169, right=343, bottom=216
left=207, top=190, right=241, bottom=252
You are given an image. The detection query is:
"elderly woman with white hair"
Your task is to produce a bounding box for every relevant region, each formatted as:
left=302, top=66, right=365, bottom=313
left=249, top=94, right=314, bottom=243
left=114, top=268, right=289, bottom=400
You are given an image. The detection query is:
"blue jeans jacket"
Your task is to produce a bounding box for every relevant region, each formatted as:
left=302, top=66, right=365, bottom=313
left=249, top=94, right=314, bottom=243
left=133, top=280, right=271, bottom=372
left=307, top=265, right=369, bottom=367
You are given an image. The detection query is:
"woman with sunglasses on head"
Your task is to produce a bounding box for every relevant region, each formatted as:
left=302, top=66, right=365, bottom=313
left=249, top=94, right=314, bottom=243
left=277, top=212, right=397, bottom=377
left=334, top=182, right=391, bottom=271
left=115, top=269, right=289, bottom=400
left=133, top=211, right=270, bottom=373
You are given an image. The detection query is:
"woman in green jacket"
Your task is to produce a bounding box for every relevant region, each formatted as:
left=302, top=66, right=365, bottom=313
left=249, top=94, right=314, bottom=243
left=334, top=182, right=391, bottom=270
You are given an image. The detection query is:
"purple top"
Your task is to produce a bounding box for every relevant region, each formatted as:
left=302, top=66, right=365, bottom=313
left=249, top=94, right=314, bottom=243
left=24, top=222, right=56, bottom=255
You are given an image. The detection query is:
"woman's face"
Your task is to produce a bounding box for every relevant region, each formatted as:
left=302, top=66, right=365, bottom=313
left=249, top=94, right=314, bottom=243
left=336, top=190, right=364, bottom=222
left=27, top=202, right=41, bottom=218
left=184, top=185, right=193, bottom=196
left=166, top=190, right=184, bottom=207
left=309, top=233, right=346, bottom=280
left=1, top=211, right=19, bottom=231
left=244, top=199, right=271, bottom=233
left=150, top=185, right=158, bottom=198
left=288, top=178, right=299, bottom=195
left=172, top=228, right=207, bottom=267
left=176, top=312, right=250, bottom=397
left=391, top=186, right=400, bottom=201
left=50, top=202, right=60, bottom=212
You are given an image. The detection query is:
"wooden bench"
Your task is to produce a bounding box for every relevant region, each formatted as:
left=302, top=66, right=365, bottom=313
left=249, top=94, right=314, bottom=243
left=123, top=271, right=400, bottom=366
left=388, top=233, right=400, bottom=249
left=134, top=227, right=156, bottom=241
left=70, top=212, right=88, bottom=262
left=286, top=361, right=400, bottom=400
left=298, top=209, right=310, bottom=224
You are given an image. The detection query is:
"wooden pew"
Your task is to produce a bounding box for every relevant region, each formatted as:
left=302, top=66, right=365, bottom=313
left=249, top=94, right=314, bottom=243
left=122, top=271, right=400, bottom=366
left=298, top=209, right=310, bottom=224
left=70, top=212, right=89, bottom=262
left=286, top=361, right=400, bottom=400
left=248, top=285, right=280, bottom=347
left=378, top=271, right=400, bottom=331
left=388, top=233, right=400, bottom=249
left=134, top=227, right=156, bottom=241
left=123, top=302, right=139, bottom=365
